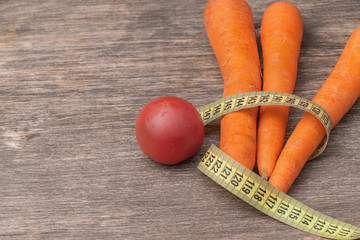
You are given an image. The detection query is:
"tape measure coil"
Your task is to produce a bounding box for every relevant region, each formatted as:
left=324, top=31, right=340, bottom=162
left=197, top=91, right=360, bottom=240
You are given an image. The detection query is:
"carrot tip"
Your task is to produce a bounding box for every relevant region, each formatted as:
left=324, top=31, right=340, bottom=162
left=261, top=173, right=268, bottom=181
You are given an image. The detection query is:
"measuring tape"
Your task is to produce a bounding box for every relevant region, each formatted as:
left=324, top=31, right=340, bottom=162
left=197, top=91, right=360, bottom=240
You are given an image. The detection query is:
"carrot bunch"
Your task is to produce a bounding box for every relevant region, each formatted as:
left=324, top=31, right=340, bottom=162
left=204, top=0, right=360, bottom=193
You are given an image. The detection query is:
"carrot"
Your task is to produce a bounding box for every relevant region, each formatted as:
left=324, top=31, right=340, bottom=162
left=257, top=2, right=303, bottom=180
left=269, top=25, right=360, bottom=193
left=204, top=0, right=261, bottom=170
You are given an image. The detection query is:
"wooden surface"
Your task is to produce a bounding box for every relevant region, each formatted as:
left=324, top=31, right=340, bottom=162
left=1, top=0, right=359, bottom=239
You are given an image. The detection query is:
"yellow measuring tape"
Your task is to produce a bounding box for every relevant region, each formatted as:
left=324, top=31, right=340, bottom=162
left=197, top=91, right=360, bottom=240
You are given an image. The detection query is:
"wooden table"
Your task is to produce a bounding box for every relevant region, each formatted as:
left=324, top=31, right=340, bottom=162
left=1, top=1, right=359, bottom=239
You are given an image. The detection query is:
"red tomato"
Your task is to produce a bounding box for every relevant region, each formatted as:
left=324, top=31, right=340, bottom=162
left=136, top=96, right=204, bottom=165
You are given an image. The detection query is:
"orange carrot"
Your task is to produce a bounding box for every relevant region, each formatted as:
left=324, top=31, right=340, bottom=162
left=269, top=25, right=360, bottom=193
left=204, top=0, right=261, bottom=170
left=257, top=2, right=303, bottom=180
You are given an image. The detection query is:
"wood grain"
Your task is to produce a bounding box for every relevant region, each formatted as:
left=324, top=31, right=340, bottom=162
left=0, top=0, right=359, bottom=239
